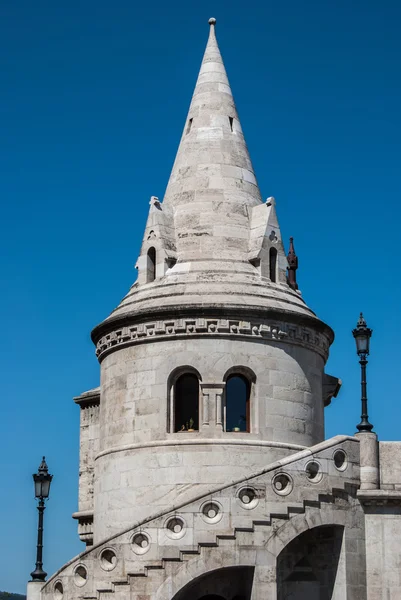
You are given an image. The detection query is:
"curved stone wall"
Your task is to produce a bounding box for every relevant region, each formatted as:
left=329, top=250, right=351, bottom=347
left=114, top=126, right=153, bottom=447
left=94, top=332, right=327, bottom=541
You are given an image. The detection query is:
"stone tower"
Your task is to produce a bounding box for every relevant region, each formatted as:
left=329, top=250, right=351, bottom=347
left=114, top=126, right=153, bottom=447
left=88, top=17, right=336, bottom=543
left=31, top=19, right=401, bottom=600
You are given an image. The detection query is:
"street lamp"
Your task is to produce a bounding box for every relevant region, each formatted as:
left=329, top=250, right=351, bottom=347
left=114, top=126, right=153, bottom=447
left=352, top=313, right=374, bottom=433
left=30, top=457, right=53, bottom=582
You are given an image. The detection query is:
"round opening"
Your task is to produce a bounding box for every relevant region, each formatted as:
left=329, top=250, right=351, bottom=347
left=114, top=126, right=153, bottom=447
left=54, top=581, right=63, bottom=600
left=201, top=501, right=222, bottom=524
left=74, top=565, right=88, bottom=587
left=166, top=516, right=186, bottom=539
left=333, top=449, right=348, bottom=471
left=100, top=548, right=117, bottom=571
left=306, top=461, right=323, bottom=483
left=131, top=533, right=150, bottom=555
left=238, top=487, right=258, bottom=509
left=272, top=473, right=293, bottom=496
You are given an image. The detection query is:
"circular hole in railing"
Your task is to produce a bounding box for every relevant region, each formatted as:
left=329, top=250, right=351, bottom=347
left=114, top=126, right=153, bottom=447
left=333, top=449, right=348, bottom=471
left=74, top=565, right=88, bottom=587
left=166, top=516, right=186, bottom=539
left=131, top=533, right=150, bottom=555
left=306, top=461, right=323, bottom=483
left=100, top=548, right=117, bottom=571
left=201, top=501, right=222, bottom=524
left=238, top=487, right=258, bottom=508
left=54, top=581, right=63, bottom=600
left=272, top=473, right=293, bottom=496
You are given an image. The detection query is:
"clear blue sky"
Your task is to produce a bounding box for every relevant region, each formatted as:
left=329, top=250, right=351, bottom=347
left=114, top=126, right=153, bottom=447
left=1, top=0, right=400, bottom=593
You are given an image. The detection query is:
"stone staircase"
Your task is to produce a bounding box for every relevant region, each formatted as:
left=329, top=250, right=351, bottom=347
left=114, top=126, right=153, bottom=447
left=41, top=435, right=360, bottom=600
left=96, top=483, right=356, bottom=599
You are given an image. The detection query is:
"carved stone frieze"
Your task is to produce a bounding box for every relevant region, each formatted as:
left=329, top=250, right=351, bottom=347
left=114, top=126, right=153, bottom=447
left=95, top=316, right=330, bottom=361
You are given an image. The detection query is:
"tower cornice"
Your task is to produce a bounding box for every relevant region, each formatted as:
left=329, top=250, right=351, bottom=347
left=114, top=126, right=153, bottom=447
left=91, top=304, right=334, bottom=363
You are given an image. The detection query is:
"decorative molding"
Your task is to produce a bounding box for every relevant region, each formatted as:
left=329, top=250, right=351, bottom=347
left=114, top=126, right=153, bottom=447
left=72, top=511, right=94, bottom=546
left=95, top=316, right=330, bottom=361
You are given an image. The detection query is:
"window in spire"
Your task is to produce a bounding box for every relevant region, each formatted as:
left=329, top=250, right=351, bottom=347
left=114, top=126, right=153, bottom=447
left=229, top=116, right=234, bottom=132
left=269, top=247, right=277, bottom=283
left=186, top=118, right=193, bottom=134
left=147, top=247, right=156, bottom=282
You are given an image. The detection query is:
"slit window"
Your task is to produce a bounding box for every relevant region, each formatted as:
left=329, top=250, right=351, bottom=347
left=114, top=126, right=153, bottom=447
left=147, top=247, right=156, bottom=282
left=229, top=116, right=234, bottom=132
left=225, top=374, right=250, bottom=432
left=174, top=373, right=199, bottom=432
left=269, top=247, right=277, bottom=283
left=186, top=118, right=193, bottom=134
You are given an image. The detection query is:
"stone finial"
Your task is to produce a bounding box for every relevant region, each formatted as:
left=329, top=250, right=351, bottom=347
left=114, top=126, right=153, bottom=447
left=287, top=237, right=298, bottom=290
left=208, top=17, right=216, bottom=25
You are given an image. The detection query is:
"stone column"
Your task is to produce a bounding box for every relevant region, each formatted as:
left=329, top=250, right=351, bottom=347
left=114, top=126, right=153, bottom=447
left=200, top=383, right=225, bottom=431
left=356, top=432, right=379, bottom=490
left=26, top=582, right=43, bottom=600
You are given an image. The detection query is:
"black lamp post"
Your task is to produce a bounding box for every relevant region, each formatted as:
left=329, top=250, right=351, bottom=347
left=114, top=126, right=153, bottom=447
left=30, top=457, right=53, bottom=582
left=352, top=313, right=374, bottom=433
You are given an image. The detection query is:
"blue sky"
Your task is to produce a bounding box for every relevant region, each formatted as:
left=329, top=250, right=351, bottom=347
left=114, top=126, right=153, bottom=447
left=1, top=0, right=400, bottom=593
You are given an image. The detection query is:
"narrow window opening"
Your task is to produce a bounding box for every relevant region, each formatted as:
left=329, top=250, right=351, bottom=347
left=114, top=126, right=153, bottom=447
left=269, top=247, right=277, bottom=283
left=186, top=118, right=193, bottom=134
left=225, top=375, right=250, bottom=432
left=174, top=373, right=199, bottom=432
left=229, top=116, right=234, bottom=132
left=147, top=247, right=156, bottom=282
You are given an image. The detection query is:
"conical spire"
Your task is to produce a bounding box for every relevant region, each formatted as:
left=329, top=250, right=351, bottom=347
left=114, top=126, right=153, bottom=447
left=163, top=18, right=262, bottom=262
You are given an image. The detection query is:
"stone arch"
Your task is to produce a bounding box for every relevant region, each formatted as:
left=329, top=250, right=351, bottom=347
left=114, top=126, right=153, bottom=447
left=222, top=365, right=256, bottom=383
left=264, top=496, right=350, bottom=557
left=263, top=495, right=366, bottom=600
left=169, top=565, right=254, bottom=600
left=277, top=525, right=345, bottom=600
left=154, top=550, right=268, bottom=600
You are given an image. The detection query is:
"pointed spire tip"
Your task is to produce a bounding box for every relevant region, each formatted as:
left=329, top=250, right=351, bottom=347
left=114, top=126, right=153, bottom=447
left=208, top=17, right=216, bottom=25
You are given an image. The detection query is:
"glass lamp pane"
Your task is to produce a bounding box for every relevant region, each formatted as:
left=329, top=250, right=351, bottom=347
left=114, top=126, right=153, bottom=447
left=356, top=335, right=369, bottom=354
left=34, top=479, right=42, bottom=498
left=41, top=479, right=50, bottom=498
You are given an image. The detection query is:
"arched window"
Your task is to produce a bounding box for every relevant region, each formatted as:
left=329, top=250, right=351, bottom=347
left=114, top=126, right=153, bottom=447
left=269, top=247, right=277, bottom=282
left=147, top=247, right=156, bottom=282
left=225, top=374, right=250, bottom=432
left=174, top=373, right=199, bottom=432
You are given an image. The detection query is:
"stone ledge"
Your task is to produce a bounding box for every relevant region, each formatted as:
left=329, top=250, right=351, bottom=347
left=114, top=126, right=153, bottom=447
left=357, top=489, right=401, bottom=506
left=73, top=387, right=100, bottom=406
left=95, top=438, right=307, bottom=460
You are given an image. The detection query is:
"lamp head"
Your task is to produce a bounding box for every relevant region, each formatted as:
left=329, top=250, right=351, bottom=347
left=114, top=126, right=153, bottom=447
left=352, top=313, right=372, bottom=357
left=33, top=456, right=53, bottom=499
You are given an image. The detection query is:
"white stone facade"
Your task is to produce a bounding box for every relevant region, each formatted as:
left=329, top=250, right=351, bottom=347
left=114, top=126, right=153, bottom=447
left=30, top=18, right=401, bottom=600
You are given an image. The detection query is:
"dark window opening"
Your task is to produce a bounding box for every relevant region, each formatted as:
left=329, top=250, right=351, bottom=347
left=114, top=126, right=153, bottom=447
left=269, top=247, right=277, bottom=282
left=226, top=375, right=250, bottom=432
left=186, top=118, right=193, bottom=134
left=229, top=116, right=234, bottom=132
left=174, top=373, right=199, bottom=432
left=147, top=247, right=156, bottom=282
